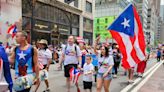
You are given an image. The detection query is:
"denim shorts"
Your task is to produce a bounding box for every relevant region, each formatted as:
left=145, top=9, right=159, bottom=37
left=97, top=73, right=112, bottom=80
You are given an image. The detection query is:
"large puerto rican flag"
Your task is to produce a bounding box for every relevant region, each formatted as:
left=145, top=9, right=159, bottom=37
left=7, top=24, right=17, bottom=38
left=108, top=4, right=146, bottom=69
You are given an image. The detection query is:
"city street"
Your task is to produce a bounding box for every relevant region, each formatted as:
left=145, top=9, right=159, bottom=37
left=1, top=0, right=164, bottom=92
left=10, top=58, right=161, bottom=92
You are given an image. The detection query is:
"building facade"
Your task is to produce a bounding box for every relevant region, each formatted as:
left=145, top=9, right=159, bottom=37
left=133, top=0, right=161, bottom=46
left=22, top=0, right=95, bottom=45
left=159, top=5, right=164, bottom=43
left=94, top=0, right=129, bottom=42
left=0, top=0, right=22, bottom=45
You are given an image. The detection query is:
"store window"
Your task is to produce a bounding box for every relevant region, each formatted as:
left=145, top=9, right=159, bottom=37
left=34, top=20, right=50, bottom=32
left=72, top=28, right=79, bottom=36
left=58, top=25, right=70, bottom=35
left=83, top=32, right=93, bottom=45
left=22, top=0, right=31, bottom=16
left=83, top=18, right=93, bottom=32
left=86, top=1, right=92, bottom=13
left=58, top=9, right=70, bottom=26
left=72, top=14, right=79, bottom=27
left=33, top=31, right=51, bottom=44
left=22, top=17, right=31, bottom=30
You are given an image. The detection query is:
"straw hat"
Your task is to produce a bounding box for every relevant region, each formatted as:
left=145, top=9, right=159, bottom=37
left=39, top=39, right=48, bottom=45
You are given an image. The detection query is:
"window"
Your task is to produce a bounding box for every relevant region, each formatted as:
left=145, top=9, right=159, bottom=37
left=83, top=18, right=93, bottom=32
left=74, top=0, right=78, bottom=8
left=97, top=26, right=99, bottom=31
left=105, top=18, right=108, bottom=23
left=97, top=19, right=99, bottom=24
left=114, top=16, right=115, bottom=19
left=22, top=0, right=31, bottom=15
left=86, top=1, right=92, bottom=13
left=72, top=14, right=79, bottom=27
left=105, top=25, right=108, bottom=29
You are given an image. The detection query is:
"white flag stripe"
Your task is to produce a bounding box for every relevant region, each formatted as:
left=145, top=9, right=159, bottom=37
left=134, top=19, right=146, bottom=61
left=119, top=33, right=136, bottom=67
left=9, top=29, right=14, bottom=34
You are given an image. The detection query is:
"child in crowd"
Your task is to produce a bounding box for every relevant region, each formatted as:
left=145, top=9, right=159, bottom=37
left=83, top=55, right=94, bottom=92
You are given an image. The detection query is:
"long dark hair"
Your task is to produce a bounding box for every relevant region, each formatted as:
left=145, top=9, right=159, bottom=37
left=100, top=46, right=109, bottom=57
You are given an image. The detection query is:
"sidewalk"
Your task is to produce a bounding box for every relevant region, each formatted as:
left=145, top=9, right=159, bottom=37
left=138, top=63, right=164, bottom=92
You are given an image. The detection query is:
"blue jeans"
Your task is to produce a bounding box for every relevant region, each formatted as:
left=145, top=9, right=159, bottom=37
left=97, top=73, right=112, bottom=80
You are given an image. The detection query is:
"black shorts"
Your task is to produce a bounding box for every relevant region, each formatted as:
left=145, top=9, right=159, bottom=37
left=64, top=64, right=77, bottom=77
left=83, top=81, right=92, bottom=89
left=16, top=88, right=31, bottom=92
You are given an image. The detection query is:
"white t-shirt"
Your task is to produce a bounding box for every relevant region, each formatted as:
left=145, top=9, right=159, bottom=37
left=98, top=55, right=114, bottom=73
left=83, top=63, right=94, bottom=82
left=38, top=49, right=52, bottom=65
left=62, top=44, right=81, bottom=65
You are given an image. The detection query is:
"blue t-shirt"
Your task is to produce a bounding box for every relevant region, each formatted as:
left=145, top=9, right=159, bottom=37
left=157, top=51, right=161, bottom=57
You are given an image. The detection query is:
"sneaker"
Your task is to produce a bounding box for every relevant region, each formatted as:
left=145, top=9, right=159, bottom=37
left=43, top=88, right=50, bottom=92
left=128, top=80, right=134, bottom=84
left=113, top=75, right=117, bottom=78
left=138, top=74, right=143, bottom=78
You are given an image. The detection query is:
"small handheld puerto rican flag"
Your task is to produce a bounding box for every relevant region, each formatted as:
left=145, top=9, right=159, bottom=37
left=7, top=24, right=17, bottom=38
left=69, top=67, right=81, bottom=85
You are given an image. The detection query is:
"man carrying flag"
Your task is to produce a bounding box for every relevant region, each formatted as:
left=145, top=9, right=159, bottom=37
left=58, top=35, right=82, bottom=92
left=108, top=4, right=146, bottom=83
left=0, top=42, right=13, bottom=92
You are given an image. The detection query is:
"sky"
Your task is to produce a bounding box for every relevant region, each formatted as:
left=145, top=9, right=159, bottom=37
left=161, top=0, right=164, bottom=5
left=126, top=0, right=164, bottom=5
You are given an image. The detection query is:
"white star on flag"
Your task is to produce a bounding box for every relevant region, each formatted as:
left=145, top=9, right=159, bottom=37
left=18, top=51, right=27, bottom=60
left=121, top=18, right=130, bottom=28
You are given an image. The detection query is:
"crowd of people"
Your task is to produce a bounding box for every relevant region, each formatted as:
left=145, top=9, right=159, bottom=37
left=0, top=31, right=164, bottom=92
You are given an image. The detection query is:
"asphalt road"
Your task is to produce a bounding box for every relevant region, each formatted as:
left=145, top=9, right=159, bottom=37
left=10, top=58, right=158, bottom=92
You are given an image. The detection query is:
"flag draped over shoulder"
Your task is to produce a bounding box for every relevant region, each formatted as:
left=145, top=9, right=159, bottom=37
left=69, top=67, right=81, bottom=84
left=108, top=4, right=146, bottom=69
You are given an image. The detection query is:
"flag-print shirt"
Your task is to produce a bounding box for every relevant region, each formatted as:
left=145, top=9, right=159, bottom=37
left=15, top=45, right=34, bottom=77
left=98, top=55, right=114, bottom=73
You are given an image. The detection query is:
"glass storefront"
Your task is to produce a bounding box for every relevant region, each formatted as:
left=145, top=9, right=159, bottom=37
left=22, top=0, right=80, bottom=45
left=83, top=17, right=93, bottom=45
left=83, top=32, right=93, bottom=45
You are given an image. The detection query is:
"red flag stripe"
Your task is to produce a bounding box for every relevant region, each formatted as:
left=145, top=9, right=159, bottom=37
left=7, top=25, right=15, bottom=34
left=133, top=6, right=146, bottom=56
left=110, top=30, right=130, bottom=69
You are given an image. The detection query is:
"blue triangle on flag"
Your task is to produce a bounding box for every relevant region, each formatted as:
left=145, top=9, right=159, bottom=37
left=108, top=4, right=135, bottom=37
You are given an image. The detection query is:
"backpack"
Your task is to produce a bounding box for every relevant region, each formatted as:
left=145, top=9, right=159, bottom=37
left=65, top=45, right=77, bottom=56
left=13, top=46, right=34, bottom=69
